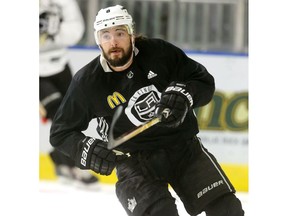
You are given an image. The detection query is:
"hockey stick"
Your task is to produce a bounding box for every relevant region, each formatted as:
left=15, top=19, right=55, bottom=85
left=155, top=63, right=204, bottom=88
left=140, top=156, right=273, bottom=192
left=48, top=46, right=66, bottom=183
left=40, top=33, right=48, bottom=46
left=107, top=106, right=170, bottom=150
left=39, top=102, right=47, bottom=118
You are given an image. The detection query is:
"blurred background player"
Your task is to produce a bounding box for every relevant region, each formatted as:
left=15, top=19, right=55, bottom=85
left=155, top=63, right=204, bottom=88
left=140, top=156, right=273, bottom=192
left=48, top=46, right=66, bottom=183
left=39, top=0, right=99, bottom=187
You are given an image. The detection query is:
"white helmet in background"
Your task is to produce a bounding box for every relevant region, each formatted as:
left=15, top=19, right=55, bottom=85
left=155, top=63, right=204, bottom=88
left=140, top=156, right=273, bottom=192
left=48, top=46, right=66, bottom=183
left=94, top=5, right=134, bottom=45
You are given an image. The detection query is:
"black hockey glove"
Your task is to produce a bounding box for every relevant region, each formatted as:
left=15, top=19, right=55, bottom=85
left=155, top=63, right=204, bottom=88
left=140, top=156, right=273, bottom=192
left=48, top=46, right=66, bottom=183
left=155, top=82, right=193, bottom=128
left=75, top=137, right=128, bottom=176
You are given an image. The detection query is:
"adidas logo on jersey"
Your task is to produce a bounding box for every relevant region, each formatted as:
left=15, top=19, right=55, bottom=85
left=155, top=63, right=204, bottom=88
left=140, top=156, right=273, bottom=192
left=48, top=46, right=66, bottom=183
left=147, top=70, right=157, bottom=79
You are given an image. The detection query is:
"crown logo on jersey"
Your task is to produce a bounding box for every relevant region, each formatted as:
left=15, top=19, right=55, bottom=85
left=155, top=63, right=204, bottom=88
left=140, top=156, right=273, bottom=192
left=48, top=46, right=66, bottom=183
left=127, top=197, right=137, bottom=213
left=147, top=70, right=157, bottom=79
left=127, top=71, right=134, bottom=79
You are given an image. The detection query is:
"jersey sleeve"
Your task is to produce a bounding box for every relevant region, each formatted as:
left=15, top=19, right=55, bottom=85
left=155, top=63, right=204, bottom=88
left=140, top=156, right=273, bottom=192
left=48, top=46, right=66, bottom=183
left=50, top=77, right=95, bottom=159
left=162, top=41, right=215, bottom=108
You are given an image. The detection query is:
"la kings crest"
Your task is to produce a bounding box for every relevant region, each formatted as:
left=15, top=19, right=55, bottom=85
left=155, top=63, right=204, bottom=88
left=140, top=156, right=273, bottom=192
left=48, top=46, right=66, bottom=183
left=125, top=85, right=161, bottom=126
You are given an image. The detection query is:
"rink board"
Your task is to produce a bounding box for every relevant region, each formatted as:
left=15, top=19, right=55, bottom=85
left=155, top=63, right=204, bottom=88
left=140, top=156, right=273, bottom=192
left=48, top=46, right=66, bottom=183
left=39, top=153, right=248, bottom=192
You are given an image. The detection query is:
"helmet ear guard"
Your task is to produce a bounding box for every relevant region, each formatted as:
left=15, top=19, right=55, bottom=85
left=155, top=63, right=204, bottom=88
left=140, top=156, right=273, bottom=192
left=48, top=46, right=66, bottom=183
left=94, top=5, right=134, bottom=45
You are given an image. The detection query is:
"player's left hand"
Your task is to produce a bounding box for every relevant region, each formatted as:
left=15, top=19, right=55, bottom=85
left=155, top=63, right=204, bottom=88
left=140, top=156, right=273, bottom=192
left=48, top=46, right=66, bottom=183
left=155, top=82, right=193, bottom=128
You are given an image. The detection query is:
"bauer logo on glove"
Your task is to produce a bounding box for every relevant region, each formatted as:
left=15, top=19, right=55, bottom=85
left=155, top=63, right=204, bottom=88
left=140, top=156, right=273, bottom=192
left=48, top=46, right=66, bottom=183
left=155, top=82, right=193, bottom=128
left=164, top=83, right=193, bottom=107
left=76, top=137, right=128, bottom=176
left=80, top=137, right=95, bottom=166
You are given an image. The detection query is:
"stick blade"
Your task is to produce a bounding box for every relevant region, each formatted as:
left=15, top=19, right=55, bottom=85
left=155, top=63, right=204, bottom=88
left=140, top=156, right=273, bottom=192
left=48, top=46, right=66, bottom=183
left=107, top=106, right=124, bottom=150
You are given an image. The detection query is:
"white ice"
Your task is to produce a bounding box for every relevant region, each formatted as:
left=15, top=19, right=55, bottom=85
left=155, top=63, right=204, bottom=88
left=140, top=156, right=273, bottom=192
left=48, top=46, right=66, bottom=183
left=38, top=181, right=249, bottom=216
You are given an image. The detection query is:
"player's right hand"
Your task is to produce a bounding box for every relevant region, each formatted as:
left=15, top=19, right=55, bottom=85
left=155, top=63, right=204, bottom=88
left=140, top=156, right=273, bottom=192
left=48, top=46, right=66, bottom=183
left=75, top=137, right=128, bottom=176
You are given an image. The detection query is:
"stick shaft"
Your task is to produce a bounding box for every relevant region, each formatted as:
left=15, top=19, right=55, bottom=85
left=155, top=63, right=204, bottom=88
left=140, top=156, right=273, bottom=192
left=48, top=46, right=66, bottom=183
left=108, top=117, right=160, bottom=149
left=39, top=102, right=47, bottom=118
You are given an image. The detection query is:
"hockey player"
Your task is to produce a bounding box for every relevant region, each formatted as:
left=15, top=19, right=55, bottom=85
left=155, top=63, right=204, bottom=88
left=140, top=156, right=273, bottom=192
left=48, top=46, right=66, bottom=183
left=50, top=5, right=245, bottom=215
left=39, top=0, right=99, bottom=186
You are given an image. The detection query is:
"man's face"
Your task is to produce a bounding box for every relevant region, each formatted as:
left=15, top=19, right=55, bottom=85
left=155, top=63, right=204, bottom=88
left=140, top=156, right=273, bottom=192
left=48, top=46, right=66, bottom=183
left=98, top=25, right=133, bottom=67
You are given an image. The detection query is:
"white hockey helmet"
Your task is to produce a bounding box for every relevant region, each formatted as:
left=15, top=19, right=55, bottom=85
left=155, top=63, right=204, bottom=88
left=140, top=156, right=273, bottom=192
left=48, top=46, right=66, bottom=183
left=94, top=5, right=134, bottom=44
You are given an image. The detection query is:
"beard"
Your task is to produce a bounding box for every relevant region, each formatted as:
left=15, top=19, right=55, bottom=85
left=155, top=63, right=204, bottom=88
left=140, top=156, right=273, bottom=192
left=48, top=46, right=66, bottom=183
left=102, top=41, right=133, bottom=67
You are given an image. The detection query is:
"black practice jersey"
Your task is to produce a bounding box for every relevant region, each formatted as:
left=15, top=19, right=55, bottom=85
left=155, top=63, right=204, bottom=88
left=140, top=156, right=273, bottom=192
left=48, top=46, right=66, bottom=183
left=50, top=38, right=215, bottom=156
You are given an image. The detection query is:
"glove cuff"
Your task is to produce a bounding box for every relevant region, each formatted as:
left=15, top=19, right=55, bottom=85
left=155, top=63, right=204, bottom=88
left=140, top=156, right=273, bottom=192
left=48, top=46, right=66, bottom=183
left=76, top=137, right=97, bottom=169
left=165, top=82, right=193, bottom=108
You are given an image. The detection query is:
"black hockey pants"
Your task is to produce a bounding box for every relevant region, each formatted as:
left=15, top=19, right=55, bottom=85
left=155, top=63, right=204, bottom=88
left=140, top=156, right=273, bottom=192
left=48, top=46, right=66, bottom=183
left=115, top=136, right=245, bottom=216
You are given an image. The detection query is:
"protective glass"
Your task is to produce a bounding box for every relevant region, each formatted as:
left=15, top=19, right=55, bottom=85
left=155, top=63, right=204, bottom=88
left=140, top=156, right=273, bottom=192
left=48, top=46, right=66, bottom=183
left=98, top=27, right=130, bottom=44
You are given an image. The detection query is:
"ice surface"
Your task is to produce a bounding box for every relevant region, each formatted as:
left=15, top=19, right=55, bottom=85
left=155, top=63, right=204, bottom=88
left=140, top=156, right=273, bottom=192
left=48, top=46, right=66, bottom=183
left=38, top=181, right=249, bottom=216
